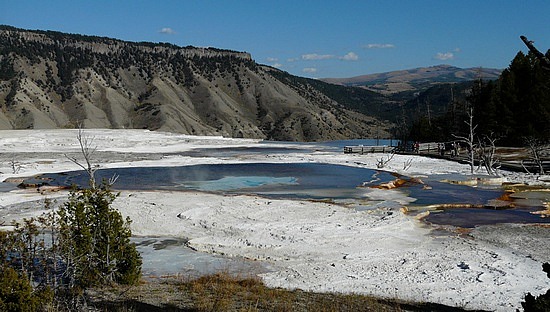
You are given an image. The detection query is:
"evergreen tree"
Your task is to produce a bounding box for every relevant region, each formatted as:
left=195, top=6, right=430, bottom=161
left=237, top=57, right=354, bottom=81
left=0, top=128, right=142, bottom=310
left=57, top=183, right=142, bottom=289
left=494, top=51, right=550, bottom=145
left=409, top=50, right=550, bottom=146
left=0, top=183, right=142, bottom=310
left=0, top=267, right=42, bottom=312
left=0, top=230, right=54, bottom=311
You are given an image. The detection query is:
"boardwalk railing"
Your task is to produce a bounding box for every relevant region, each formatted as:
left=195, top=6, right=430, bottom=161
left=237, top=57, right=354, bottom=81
left=417, top=142, right=441, bottom=154
left=343, top=145, right=394, bottom=154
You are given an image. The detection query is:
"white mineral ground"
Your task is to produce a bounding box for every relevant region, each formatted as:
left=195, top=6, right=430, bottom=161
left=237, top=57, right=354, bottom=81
left=1, top=129, right=549, bottom=311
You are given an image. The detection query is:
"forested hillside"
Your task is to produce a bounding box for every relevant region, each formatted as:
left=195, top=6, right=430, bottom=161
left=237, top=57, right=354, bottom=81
left=409, top=50, right=550, bottom=146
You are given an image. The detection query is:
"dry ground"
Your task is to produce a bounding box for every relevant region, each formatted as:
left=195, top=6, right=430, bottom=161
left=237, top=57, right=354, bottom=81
left=86, top=273, right=484, bottom=312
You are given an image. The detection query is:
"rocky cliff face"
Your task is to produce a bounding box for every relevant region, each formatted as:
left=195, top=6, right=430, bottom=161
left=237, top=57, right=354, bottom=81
left=0, top=26, right=391, bottom=141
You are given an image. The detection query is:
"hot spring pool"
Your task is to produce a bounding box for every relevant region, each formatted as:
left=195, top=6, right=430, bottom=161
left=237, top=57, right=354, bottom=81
left=21, top=162, right=550, bottom=228
left=35, top=163, right=396, bottom=200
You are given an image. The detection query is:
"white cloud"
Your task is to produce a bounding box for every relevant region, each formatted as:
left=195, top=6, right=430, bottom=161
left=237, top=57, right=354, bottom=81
left=272, top=63, right=283, bottom=68
left=302, top=53, right=334, bottom=60
left=302, top=67, right=318, bottom=73
left=340, top=52, right=359, bottom=61
left=365, top=43, right=395, bottom=49
left=159, top=27, right=176, bottom=35
left=266, top=57, right=278, bottom=62
left=287, top=57, right=299, bottom=62
left=434, top=52, right=455, bottom=60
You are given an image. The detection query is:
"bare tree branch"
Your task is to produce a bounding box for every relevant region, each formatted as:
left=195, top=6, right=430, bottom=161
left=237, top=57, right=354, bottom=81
left=521, top=159, right=532, bottom=175
left=10, top=153, right=21, bottom=174
left=525, top=136, right=547, bottom=175
left=65, top=126, right=99, bottom=188
left=452, top=105, right=477, bottom=174
left=376, top=151, right=395, bottom=169
left=403, top=158, right=413, bottom=171
left=108, top=174, right=119, bottom=186
left=477, top=133, right=500, bottom=176
left=520, top=35, right=550, bottom=71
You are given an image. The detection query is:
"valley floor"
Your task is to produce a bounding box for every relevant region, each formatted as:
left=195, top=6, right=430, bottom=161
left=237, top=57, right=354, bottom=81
left=0, top=129, right=549, bottom=311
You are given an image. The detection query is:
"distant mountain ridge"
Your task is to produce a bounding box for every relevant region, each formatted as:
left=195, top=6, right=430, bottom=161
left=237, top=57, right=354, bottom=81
left=0, top=25, right=391, bottom=141
left=321, top=65, right=502, bottom=94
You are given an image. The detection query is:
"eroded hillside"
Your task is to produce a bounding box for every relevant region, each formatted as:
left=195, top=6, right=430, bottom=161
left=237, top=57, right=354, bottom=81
left=0, top=26, right=391, bottom=141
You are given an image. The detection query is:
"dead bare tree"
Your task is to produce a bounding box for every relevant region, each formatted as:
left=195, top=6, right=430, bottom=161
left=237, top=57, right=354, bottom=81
left=477, top=133, right=500, bottom=176
left=520, top=36, right=550, bottom=71
left=10, top=153, right=21, bottom=174
left=453, top=105, right=477, bottom=174
left=65, top=126, right=99, bottom=189
left=376, top=151, right=395, bottom=169
left=524, top=137, right=547, bottom=175
left=403, top=158, right=413, bottom=171
left=65, top=127, right=119, bottom=189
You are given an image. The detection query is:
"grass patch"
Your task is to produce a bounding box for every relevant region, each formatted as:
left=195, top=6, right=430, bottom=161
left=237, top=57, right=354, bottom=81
left=86, top=272, right=484, bottom=312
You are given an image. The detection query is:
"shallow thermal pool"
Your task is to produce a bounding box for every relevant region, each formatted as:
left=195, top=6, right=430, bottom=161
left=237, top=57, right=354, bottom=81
left=25, top=162, right=550, bottom=228
left=132, top=237, right=273, bottom=279
left=36, top=163, right=395, bottom=200
left=395, top=174, right=550, bottom=227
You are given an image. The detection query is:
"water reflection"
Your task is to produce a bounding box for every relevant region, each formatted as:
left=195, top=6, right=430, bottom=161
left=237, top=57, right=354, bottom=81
left=38, top=163, right=396, bottom=201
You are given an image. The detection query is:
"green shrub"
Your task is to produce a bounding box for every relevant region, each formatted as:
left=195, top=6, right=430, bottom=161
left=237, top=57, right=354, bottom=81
left=0, top=260, right=53, bottom=312
left=0, top=182, right=141, bottom=311
left=0, top=267, right=37, bottom=312
left=57, top=183, right=142, bottom=288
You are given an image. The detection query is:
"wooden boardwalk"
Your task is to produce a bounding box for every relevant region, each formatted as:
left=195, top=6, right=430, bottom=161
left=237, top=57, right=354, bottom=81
left=403, top=148, right=550, bottom=174
left=343, top=145, right=395, bottom=154
left=343, top=143, right=550, bottom=174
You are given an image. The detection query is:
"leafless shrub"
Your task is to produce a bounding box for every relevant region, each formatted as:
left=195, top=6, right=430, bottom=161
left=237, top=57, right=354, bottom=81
left=65, top=126, right=120, bottom=188
left=376, top=151, right=395, bottom=169
left=107, top=173, right=119, bottom=186
left=403, top=158, right=413, bottom=171
left=65, top=126, right=99, bottom=188
left=476, top=133, right=500, bottom=176
left=10, top=153, right=21, bottom=174
left=523, top=137, right=547, bottom=175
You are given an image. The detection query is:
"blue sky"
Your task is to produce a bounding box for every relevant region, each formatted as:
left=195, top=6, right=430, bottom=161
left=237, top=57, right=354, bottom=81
left=2, top=1, right=549, bottom=78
